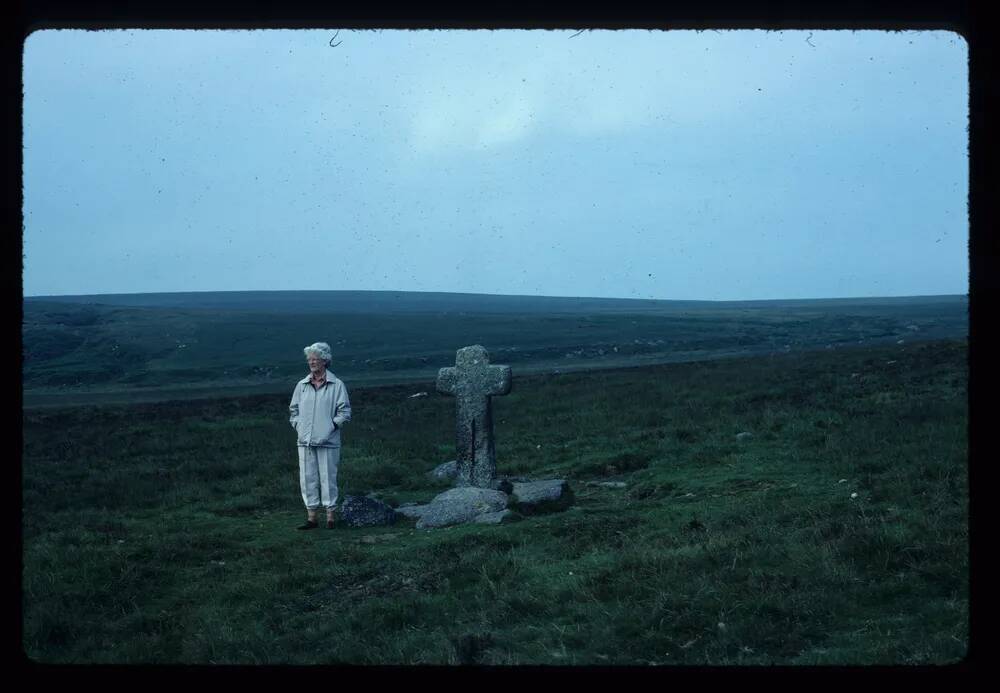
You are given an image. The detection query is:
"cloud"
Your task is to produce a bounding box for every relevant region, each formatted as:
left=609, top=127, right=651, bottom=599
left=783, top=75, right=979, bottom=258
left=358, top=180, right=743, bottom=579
left=399, top=30, right=747, bottom=154
left=407, top=69, right=546, bottom=153
left=475, top=95, right=540, bottom=148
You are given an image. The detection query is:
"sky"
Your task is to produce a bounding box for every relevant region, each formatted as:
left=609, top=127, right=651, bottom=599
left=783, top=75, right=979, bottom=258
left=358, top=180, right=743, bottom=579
left=22, top=29, right=968, bottom=301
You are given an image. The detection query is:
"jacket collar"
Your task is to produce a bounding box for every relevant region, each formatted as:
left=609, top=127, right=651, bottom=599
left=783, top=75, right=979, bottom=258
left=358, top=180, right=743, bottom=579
left=299, top=370, right=336, bottom=385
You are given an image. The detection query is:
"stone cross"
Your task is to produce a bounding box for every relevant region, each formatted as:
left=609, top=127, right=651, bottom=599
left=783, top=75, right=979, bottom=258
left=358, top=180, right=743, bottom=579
left=436, top=345, right=512, bottom=488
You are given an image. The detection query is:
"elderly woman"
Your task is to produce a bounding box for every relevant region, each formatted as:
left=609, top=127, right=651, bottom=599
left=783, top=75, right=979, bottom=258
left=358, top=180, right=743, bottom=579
left=289, top=342, right=352, bottom=529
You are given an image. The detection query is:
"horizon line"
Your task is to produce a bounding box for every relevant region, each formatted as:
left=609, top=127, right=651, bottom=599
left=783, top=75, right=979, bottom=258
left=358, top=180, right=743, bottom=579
left=22, top=288, right=969, bottom=303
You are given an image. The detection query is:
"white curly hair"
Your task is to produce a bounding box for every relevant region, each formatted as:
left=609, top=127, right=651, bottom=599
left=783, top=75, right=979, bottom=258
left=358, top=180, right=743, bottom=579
left=303, top=342, right=332, bottom=365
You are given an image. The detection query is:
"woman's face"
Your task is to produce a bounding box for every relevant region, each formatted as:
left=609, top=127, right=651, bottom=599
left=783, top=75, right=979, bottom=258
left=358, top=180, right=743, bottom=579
left=307, top=354, right=326, bottom=373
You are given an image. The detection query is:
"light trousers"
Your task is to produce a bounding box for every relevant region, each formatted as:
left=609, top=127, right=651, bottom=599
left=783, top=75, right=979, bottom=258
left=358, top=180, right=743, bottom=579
left=297, top=445, right=340, bottom=510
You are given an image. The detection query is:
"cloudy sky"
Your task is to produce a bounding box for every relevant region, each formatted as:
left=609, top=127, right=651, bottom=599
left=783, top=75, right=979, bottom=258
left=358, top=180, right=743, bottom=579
left=22, top=29, right=968, bottom=300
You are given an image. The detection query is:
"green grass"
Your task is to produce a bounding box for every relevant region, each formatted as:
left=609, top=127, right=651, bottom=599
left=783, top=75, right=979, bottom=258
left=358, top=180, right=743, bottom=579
left=21, top=339, right=968, bottom=664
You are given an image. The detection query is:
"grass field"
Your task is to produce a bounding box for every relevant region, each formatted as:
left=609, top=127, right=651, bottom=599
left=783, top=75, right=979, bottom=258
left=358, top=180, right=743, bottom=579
left=21, top=338, right=968, bottom=664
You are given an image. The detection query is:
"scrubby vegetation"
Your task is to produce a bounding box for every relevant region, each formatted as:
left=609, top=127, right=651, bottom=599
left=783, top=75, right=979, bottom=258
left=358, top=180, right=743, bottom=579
left=22, top=339, right=967, bottom=664
left=22, top=293, right=967, bottom=404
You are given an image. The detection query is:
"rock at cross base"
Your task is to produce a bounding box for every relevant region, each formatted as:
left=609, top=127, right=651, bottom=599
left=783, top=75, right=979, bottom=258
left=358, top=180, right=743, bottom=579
left=415, top=487, right=510, bottom=529
left=427, top=460, right=458, bottom=482
left=473, top=509, right=522, bottom=525
left=510, top=480, right=574, bottom=515
left=394, top=504, right=430, bottom=520
left=436, top=345, right=512, bottom=488
left=339, top=495, right=398, bottom=528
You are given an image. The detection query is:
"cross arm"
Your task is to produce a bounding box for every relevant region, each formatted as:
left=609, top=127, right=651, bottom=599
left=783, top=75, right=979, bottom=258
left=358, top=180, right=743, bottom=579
left=486, top=365, right=512, bottom=396
left=436, top=367, right=459, bottom=395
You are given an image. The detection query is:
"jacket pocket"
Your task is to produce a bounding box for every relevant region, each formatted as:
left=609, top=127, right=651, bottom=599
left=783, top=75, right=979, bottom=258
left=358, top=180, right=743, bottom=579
left=319, top=427, right=341, bottom=447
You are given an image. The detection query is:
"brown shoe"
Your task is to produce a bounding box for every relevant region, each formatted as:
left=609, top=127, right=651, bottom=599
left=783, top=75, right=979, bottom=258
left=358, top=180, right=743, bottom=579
left=326, top=517, right=335, bottom=529
left=296, top=520, right=319, bottom=530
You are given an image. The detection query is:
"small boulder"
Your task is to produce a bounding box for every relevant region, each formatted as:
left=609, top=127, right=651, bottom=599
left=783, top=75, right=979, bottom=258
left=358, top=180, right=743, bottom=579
left=428, top=460, right=459, bottom=481
left=432, top=487, right=509, bottom=508
left=339, top=495, right=397, bottom=528
left=736, top=432, right=754, bottom=441
left=473, top=509, right=522, bottom=525
left=510, top=479, right=573, bottom=514
left=416, top=487, right=510, bottom=529
left=394, top=504, right=432, bottom=520
left=416, top=503, right=480, bottom=529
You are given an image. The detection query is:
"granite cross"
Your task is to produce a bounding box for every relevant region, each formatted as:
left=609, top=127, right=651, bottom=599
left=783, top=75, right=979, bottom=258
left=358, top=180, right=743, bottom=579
left=436, top=345, right=512, bottom=488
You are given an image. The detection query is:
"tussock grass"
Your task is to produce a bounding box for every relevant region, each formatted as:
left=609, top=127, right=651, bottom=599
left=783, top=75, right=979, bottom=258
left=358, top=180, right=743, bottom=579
left=22, top=340, right=967, bottom=664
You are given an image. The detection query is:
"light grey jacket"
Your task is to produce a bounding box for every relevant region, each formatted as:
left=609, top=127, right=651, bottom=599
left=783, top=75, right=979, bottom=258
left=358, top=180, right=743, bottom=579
left=289, top=371, right=352, bottom=447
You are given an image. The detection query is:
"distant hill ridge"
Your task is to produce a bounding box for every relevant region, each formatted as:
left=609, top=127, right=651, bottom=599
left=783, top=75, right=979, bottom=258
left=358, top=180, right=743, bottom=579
left=22, top=290, right=968, bottom=406
left=22, top=290, right=967, bottom=315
